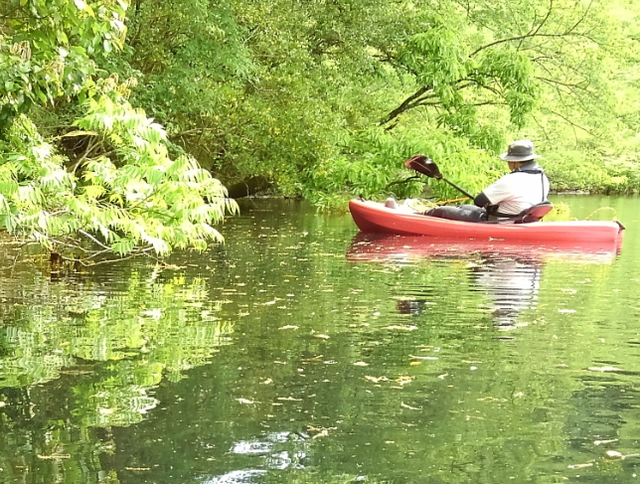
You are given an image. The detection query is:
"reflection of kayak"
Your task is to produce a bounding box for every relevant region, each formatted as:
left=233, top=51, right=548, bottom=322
left=349, top=199, right=624, bottom=244
left=346, top=233, right=621, bottom=264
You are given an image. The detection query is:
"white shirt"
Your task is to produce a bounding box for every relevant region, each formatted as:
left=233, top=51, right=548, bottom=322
left=483, top=165, right=549, bottom=215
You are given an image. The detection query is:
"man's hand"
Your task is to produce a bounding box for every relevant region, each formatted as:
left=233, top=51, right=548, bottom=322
left=473, top=192, right=491, bottom=208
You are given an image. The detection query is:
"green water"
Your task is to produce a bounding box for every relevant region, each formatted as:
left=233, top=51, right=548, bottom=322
left=1, top=195, right=640, bottom=483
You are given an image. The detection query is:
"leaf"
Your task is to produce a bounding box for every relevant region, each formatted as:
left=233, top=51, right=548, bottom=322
left=396, top=376, right=414, bottom=385
left=594, top=439, right=618, bottom=445
left=82, top=184, right=105, bottom=199
left=62, top=130, right=98, bottom=138
left=400, top=402, right=422, bottom=411
left=568, top=462, right=594, bottom=469
left=364, top=376, right=389, bottom=384
left=588, top=366, right=623, bottom=372
left=35, top=89, right=48, bottom=104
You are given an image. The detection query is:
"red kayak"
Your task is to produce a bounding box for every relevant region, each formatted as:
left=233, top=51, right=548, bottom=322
left=349, top=199, right=624, bottom=244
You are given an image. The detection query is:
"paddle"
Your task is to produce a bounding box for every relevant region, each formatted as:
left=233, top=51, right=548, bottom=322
left=404, top=155, right=476, bottom=200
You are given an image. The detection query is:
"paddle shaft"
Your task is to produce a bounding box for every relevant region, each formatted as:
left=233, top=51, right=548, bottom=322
left=440, top=177, right=475, bottom=200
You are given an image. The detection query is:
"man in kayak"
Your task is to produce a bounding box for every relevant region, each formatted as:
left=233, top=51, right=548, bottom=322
left=423, top=139, right=550, bottom=222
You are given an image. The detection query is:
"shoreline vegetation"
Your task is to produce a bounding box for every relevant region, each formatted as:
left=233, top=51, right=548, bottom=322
left=1, top=0, right=639, bottom=262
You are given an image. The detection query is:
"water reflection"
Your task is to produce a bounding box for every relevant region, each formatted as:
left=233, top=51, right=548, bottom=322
left=346, top=232, right=622, bottom=264
left=203, top=469, right=267, bottom=484
left=393, top=254, right=543, bottom=328
left=468, top=254, right=543, bottom=329
left=348, top=233, right=619, bottom=330
left=1, top=197, right=637, bottom=484
left=230, top=432, right=307, bottom=470
left=0, top=260, right=236, bottom=483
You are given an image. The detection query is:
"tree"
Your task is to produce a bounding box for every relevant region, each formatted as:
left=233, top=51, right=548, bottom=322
left=382, top=1, right=621, bottom=141
left=0, top=0, right=237, bottom=263
left=296, top=0, right=640, bottom=205
left=121, top=0, right=640, bottom=207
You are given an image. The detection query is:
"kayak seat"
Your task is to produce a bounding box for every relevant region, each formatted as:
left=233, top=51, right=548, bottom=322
left=513, top=201, right=554, bottom=224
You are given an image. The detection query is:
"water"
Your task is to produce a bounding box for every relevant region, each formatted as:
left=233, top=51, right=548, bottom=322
left=1, top=195, right=640, bottom=483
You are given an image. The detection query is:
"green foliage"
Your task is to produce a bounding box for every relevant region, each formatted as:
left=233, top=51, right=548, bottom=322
left=4, top=0, right=640, bottom=225
left=0, top=95, right=237, bottom=259
left=0, top=0, right=237, bottom=259
left=0, top=0, right=128, bottom=131
left=116, top=0, right=640, bottom=205
left=73, top=94, right=238, bottom=255
left=301, top=126, right=500, bottom=210
left=477, top=49, right=537, bottom=127
left=543, top=149, right=640, bottom=194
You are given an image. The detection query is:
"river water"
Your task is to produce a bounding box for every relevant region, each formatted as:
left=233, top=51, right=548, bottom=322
left=0, top=195, right=639, bottom=483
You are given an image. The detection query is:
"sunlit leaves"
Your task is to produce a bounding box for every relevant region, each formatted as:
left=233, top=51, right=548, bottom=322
left=399, top=25, right=469, bottom=105
left=0, top=0, right=128, bottom=129
left=301, top=125, right=500, bottom=208
left=69, top=95, right=238, bottom=256
left=0, top=0, right=238, bottom=259
left=0, top=93, right=237, bottom=259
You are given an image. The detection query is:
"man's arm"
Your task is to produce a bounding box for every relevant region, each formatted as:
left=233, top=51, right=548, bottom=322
left=475, top=174, right=512, bottom=208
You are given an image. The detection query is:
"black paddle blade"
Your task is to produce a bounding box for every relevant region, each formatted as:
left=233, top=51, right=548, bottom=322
left=404, top=155, right=442, bottom=179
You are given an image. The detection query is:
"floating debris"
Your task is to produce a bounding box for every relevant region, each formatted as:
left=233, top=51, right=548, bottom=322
left=365, top=376, right=389, bottom=384
left=400, top=402, right=422, bottom=411
left=588, top=366, right=622, bottom=372
left=594, top=439, right=618, bottom=445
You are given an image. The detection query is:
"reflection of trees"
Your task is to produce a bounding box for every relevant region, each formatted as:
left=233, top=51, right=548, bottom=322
left=0, top=262, right=234, bottom=482
left=0, top=269, right=233, bottom=388
left=0, top=201, right=631, bottom=484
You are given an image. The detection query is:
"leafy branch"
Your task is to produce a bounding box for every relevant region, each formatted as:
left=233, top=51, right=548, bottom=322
left=382, top=0, right=600, bottom=131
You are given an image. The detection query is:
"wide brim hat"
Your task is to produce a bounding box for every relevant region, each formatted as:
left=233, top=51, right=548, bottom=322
left=500, top=139, right=541, bottom=162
